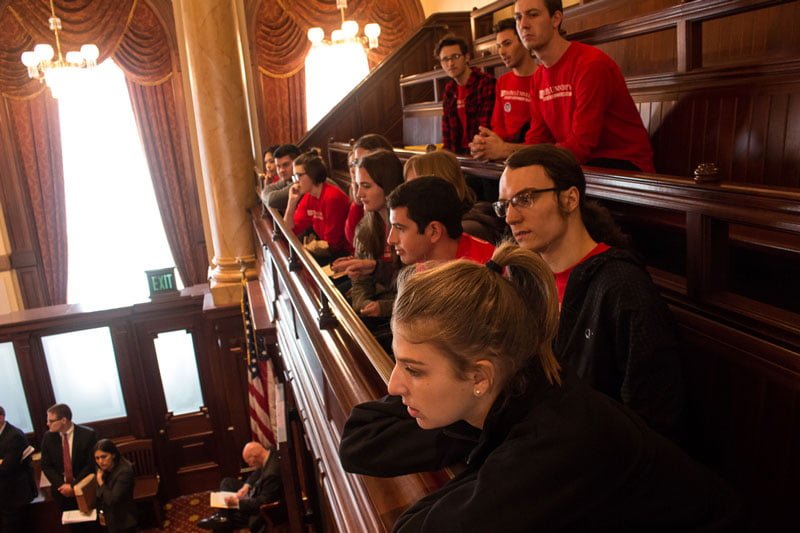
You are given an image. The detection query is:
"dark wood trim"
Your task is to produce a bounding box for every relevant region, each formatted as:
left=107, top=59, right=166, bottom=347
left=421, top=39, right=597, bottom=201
left=0, top=253, right=9, bottom=272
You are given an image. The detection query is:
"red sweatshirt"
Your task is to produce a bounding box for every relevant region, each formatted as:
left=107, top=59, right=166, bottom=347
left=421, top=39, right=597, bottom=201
left=491, top=71, right=533, bottom=142
left=525, top=42, right=654, bottom=172
left=292, top=183, right=351, bottom=254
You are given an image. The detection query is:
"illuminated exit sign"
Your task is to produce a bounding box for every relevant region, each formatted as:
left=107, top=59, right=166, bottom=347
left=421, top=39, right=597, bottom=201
left=146, top=267, right=178, bottom=298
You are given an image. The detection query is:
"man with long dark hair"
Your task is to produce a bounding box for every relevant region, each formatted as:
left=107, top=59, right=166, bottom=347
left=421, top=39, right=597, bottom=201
left=497, top=144, right=683, bottom=441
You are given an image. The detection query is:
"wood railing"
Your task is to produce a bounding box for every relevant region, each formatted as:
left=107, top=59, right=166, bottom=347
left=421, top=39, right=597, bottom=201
left=251, top=207, right=449, bottom=532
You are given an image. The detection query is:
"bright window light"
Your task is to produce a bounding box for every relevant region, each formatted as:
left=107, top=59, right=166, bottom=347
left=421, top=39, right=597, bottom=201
left=57, top=59, right=182, bottom=308
left=305, top=42, right=369, bottom=129
left=0, top=342, right=33, bottom=433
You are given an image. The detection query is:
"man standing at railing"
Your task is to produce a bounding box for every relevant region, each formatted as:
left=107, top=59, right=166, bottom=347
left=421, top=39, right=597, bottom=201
left=436, top=34, right=496, bottom=156
left=0, top=406, right=37, bottom=533
left=471, top=0, right=655, bottom=173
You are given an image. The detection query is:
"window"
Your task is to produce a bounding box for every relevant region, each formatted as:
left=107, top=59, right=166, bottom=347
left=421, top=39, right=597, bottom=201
left=41, top=327, right=127, bottom=423
left=0, top=342, right=33, bottom=432
left=57, top=59, right=181, bottom=308
left=305, top=42, right=370, bottom=129
left=153, top=329, right=204, bottom=415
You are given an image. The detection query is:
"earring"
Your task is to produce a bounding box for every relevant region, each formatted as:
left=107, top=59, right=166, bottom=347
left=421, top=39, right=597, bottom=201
left=474, top=389, right=482, bottom=397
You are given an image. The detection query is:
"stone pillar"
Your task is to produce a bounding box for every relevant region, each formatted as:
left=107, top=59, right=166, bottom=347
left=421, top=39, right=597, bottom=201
left=173, top=0, right=256, bottom=306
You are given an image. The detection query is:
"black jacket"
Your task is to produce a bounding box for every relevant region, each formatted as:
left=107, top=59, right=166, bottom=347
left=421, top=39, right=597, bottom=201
left=240, top=451, right=283, bottom=532
left=340, top=365, right=740, bottom=532
left=0, top=422, right=37, bottom=509
left=97, top=458, right=138, bottom=532
left=40, top=424, right=98, bottom=488
left=556, top=246, right=685, bottom=441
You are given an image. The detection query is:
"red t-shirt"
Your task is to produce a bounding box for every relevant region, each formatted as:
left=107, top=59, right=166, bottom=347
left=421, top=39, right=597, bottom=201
left=344, top=202, right=364, bottom=248
left=491, top=71, right=533, bottom=142
left=292, top=183, right=351, bottom=254
left=554, top=242, right=610, bottom=303
left=456, top=84, right=470, bottom=150
left=455, top=233, right=495, bottom=264
left=525, top=42, right=654, bottom=172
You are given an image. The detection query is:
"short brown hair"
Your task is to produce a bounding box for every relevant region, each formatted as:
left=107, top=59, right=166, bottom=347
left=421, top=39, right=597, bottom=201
left=434, top=34, right=469, bottom=59
left=48, top=403, right=72, bottom=421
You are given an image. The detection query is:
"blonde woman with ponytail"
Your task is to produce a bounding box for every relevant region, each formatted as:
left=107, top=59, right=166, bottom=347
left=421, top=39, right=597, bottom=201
left=340, top=241, right=740, bottom=532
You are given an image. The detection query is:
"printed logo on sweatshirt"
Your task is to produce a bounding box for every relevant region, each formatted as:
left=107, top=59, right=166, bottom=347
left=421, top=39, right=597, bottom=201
left=500, top=88, right=531, bottom=106
left=306, top=209, right=323, bottom=221
left=539, top=83, right=572, bottom=102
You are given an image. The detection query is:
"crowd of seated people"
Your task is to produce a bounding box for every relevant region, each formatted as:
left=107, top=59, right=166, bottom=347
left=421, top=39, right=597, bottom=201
left=254, top=0, right=744, bottom=528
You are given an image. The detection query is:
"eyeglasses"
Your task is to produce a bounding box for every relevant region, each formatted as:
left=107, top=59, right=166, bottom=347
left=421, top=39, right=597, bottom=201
left=439, top=53, right=463, bottom=64
left=292, top=172, right=308, bottom=181
left=492, top=187, right=560, bottom=217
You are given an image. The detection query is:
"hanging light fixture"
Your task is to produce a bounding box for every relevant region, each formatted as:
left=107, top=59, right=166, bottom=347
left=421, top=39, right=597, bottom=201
left=20, top=0, right=100, bottom=99
left=307, top=0, right=381, bottom=50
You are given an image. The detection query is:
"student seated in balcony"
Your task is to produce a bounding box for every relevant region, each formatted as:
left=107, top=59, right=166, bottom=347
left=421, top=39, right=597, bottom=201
left=470, top=0, right=655, bottom=173
left=386, top=177, right=494, bottom=267
left=496, top=144, right=683, bottom=440
left=344, top=134, right=396, bottom=249
left=284, top=149, right=351, bottom=259
left=435, top=34, right=495, bottom=156
left=263, top=144, right=302, bottom=213
left=490, top=18, right=537, bottom=143
left=339, top=243, right=741, bottom=532
left=403, top=150, right=505, bottom=244
left=334, top=150, right=404, bottom=319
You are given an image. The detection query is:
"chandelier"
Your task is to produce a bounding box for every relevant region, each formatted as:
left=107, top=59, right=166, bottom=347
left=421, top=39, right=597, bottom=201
left=307, top=0, right=381, bottom=49
left=19, top=0, right=99, bottom=99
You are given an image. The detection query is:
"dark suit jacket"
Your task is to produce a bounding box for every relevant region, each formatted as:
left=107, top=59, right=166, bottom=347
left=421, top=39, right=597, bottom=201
left=40, top=424, right=97, bottom=489
left=97, top=458, right=137, bottom=532
left=0, top=422, right=37, bottom=509
left=239, top=451, right=283, bottom=533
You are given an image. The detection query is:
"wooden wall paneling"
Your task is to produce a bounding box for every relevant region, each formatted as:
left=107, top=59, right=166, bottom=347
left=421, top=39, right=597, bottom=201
left=700, top=1, right=800, bottom=68
left=595, top=28, right=677, bottom=76
left=108, top=319, right=149, bottom=439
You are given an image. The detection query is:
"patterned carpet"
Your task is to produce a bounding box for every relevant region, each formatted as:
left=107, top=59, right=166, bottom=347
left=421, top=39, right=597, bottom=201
left=142, top=491, right=245, bottom=532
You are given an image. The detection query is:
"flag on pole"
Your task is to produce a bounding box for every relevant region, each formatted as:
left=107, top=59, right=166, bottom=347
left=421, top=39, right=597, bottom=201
left=242, top=275, right=275, bottom=446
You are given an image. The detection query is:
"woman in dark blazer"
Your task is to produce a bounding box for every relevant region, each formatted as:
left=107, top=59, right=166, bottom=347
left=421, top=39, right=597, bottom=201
left=94, top=439, right=138, bottom=532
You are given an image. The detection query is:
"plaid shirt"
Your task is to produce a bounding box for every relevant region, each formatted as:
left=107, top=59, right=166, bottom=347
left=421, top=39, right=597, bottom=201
left=442, top=67, right=496, bottom=155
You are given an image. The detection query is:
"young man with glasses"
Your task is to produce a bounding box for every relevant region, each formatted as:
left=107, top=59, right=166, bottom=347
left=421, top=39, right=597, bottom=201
left=497, top=144, right=684, bottom=442
left=40, top=403, right=98, bottom=512
left=435, top=35, right=495, bottom=156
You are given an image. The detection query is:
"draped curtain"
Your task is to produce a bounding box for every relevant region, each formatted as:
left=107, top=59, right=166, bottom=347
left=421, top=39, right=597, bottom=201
left=0, top=0, right=205, bottom=304
left=253, top=0, right=425, bottom=145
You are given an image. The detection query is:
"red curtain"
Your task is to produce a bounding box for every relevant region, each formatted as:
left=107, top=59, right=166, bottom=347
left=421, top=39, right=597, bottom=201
left=115, top=1, right=206, bottom=287
left=252, top=0, right=425, bottom=145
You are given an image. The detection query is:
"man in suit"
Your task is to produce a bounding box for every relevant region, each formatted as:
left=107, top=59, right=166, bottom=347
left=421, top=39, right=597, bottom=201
left=0, top=406, right=37, bottom=533
left=40, top=403, right=98, bottom=511
left=198, top=441, right=283, bottom=532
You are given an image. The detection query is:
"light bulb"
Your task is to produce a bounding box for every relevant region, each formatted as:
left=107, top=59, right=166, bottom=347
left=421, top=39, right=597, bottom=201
left=364, top=23, right=381, bottom=39
left=331, top=29, right=344, bottom=42
left=34, top=44, right=54, bottom=62
left=342, top=20, right=359, bottom=39
left=21, top=51, right=38, bottom=67
left=80, top=44, right=99, bottom=62
left=307, top=27, right=325, bottom=45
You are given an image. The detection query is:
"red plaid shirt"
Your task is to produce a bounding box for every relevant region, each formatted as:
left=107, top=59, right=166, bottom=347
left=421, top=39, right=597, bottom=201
left=442, top=67, right=496, bottom=155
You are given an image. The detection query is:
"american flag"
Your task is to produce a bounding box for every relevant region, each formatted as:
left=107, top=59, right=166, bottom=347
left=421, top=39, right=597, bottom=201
left=242, top=279, right=275, bottom=446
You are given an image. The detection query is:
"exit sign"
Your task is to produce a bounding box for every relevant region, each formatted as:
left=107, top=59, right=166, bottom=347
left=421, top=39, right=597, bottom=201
left=146, top=267, right=178, bottom=298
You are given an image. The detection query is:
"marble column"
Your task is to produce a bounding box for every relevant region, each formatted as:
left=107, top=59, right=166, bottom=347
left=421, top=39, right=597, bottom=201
left=173, top=0, right=256, bottom=306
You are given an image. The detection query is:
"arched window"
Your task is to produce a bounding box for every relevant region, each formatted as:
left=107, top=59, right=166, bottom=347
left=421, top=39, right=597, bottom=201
left=305, top=42, right=369, bottom=129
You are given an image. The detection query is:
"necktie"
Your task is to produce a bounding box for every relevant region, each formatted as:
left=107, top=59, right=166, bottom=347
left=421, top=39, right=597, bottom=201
left=62, top=433, right=74, bottom=484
